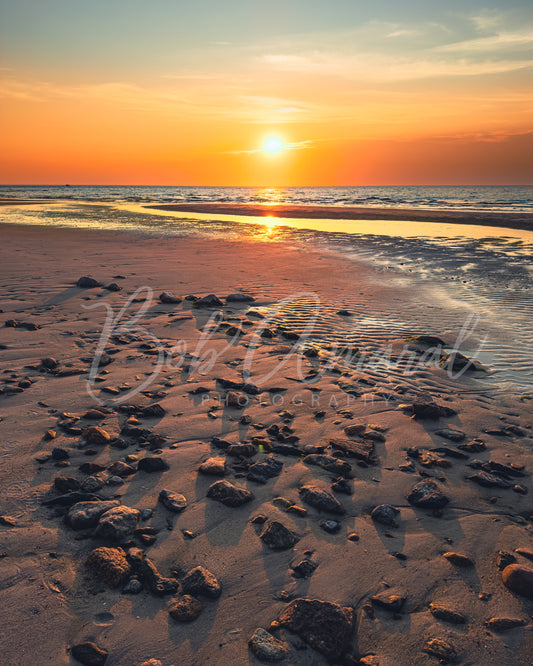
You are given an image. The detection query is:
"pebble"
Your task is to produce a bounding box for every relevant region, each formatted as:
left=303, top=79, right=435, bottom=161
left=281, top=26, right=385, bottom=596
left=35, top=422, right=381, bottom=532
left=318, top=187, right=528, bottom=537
left=66, top=500, right=121, bottom=530
left=485, top=617, right=526, bottom=632
left=303, top=454, right=352, bottom=478
left=206, top=479, right=254, bottom=507
left=429, top=604, right=466, bottom=624
left=407, top=480, right=449, bottom=509
left=371, top=504, right=400, bottom=528
left=107, top=461, right=135, bottom=477
left=291, top=559, right=317, bottom=578
left=502, top=564, right=533, bottom=599
left=248, top=628, right=288, bottom=662
left=442, top=552, right=474, bottom=567
left=81, top=476, right=105, bottom=493
left=86, top=546, right=131, bottom=587
left=329, top=437, right=374, bottom=463
left=158, top=489, right=187, bottom=513
left=81, top=426, right=111, bottom=446
left=198, top=457, right=226, bottom=477
left=321, top=519, right=341, bottom=534
left=70, top=641, right=108, bottom=666
left=94, top=506, right=140, bottom=542
left=298, top=484, right=345, bottom=514
left=182, top=566, right=221, bottom=599
left=159, top=292, right=181, bottom=304
left=168, top=594, right=204, bottom=622
left=122, top=577, right=143, bottom=595
left=370, top=593, right=406, bottom=612
left=76, top=276, right=101, bottom=288
left=137, top=456, right=170, bottom=472
left=434, top=427, right=466, bottom=442
left=260, top=520, right=299, bottom=550
left=248, top=456, right=283, bottom=484
left=423, top=638, right=459, bottom=663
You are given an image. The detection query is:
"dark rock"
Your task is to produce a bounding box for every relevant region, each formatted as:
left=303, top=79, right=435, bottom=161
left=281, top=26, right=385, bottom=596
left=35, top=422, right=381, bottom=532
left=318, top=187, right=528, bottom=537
left=141, top=403, right=166, bottom=418
left=485, top=617, right=527, bottom=632
left=278, top=598, right=355, bottom=661
left=105, top=282, right=122, bottom=292
left=94, top=506, right=140, bottom=542
left=79, top=462, right=106, bottom=475
left=502, top=564, right=533, bottom=599
left=216, top=377, right=261, bottom=394
left=41, top=357, right=58, bottom=369
left=168, top=595, right=204, bottom=622
left=336, top=309, right=352, bottom=316
left=410, top=335, right=445, bottom=346
left=158, top=489, right=187, bottom=513
left=83, top=409, right=106, bottom=420
left=291, top=559, right=318, bottom=578
left=371, top=504, right=400, bottom=528
left=343, top=424, right=366, bottom=437
left=198, top=457, right=226, bottom=476
left=247, top=456, right=283, bottom=484
left=304, top=454, right=352, bottom=478
left=401, top=402, right=456, bottom=419
left=195, top=294, right=223, bottom=307
left=458, top=439, right=486, bottom=453
left=54, top=476, right=81, bottom=493
left=329, top=437, right=373, bottom=463
left=66, top=500, right=120, bottom=530
left=86, top=546, right=131, bottom=587
left=159, top=292, right=181, bottom=304
left=429, top=604, right=466, bottom=624
left=321, top=519, right=341, bottom=534
left=299, top=484, right=345, bottom=514
left=225, top=391, right=248, bottom=408
left=71, top=641, right=108, bottom=666
left=76, top=276, right=101, bottom=288
left=515, top=547, right=533, bottom=562
left=434, top=428, right=466, bottom=442
left=467, top=471, right=511, bottom=489
left=182, top=565, right=221, bottom=599
left=331, top=478, right=353, bottom=495
left=496, top=550, right=516, bottom=571
left=481, top=460, right=525, bottom=478
left=271, top=443, right=301, bottom=457
left=136, top=555, right=179, bottom=596
left=248, top=628, right=289, bottom=662
left=137, top=456, right=169, bottom=473
left=122, top=577, right=143, bottom=594
left=513, top=483, right=528, bottom=495
left=227, top=442, right=257, bottom=457
left=211, top=436, right=232, bottom=450
left=226, top=293, right=255, bottom=303
left=206, top=479, right=254, bottom=507
left=371, top=593, right=406, bottom=612
left=407, top=480, right=449, bottom=509
left=107, top=461, right=135, bottom=477
left=260, top=521, right=299, bottom=550
left=81, top=476, right=105, bottom=493
left=424, top=638, right=459, bottom=662
left=82, top=426, right=111, bottom=446
left=443, top=552, right=474, bottom=567
left=440, top=352, right=476, bottom=372
left=43, top=491, right=101, bottom=507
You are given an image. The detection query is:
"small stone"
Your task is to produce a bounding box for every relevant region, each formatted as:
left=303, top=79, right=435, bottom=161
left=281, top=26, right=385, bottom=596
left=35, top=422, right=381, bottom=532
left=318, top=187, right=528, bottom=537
left=513, top=484, right=528, bottom=495
left=423, top=638, right=459, bottom=662
left=43, top=429, right=57, bottom=441
left=502, top=564, right=533, bottom=599
left=107, top=476, right=124, bottom=486
left=182, top=566, right=221, bottom=599
left=321, top=519, right=341, bottom=534
left=429, top=604, right=466, bottom=624
left=76, top=276, right=101, bottom=288
left=137, top=456, right=169, bottom=472
left=0, top=515, right=16, bottom=527
left=86, top=546, right=131, bottom=587
left=198, top=457, right=226, bottom=476
left=141, top=403, right=166, bottom=418
left=467, top=471, right=511, bottom=488
left=107, top=461, right=135, bottom=477
left=41, top=357, right=58, bottom=369
left=195, top=294, right=223, bottom=307
left=248, top=628, right=288, bottom=662
left=496, top=550, right=516, bottom=570
left=278, top=598, right=355, bottom=661
left=347, top=532, right=360, bottom=542
left=206, top=479, right=254, bottom=507
left=168, top=594, right=204, bottom=622
left=443, top=552, right=474, bottom=567
left=515, top=547, right=533, bottom=562
left=298, top=484, right=345, bottom=514
left=70, top=641, right=108, bottom=665
left=82, top=426, right=111, bottom=446
left=407, top=480, right=449, bottom=509
left=303, top=454, right=352, bottom=478
left=226, top=293, right=255, bottom=303
left=159, top=292, right=181, bottom=304
left=371, top=504, right=400, bottom=528
left=331, top=478, right=353, bottom=495
left=105, top=282, right=122, bottom=292
left=401, top=401, right=456, bottom=419
left=227, top=442, right=257, bottom=457
left=248, top=456, right=283, bottom=484
left=344, top=424, right=366, bottom=437
left=122, top=577, right=143, bottom=594
left=291, top=559, right=317, bottom=578
left=81, top=476, right=105, bottom=493
left=260, top=521, right=299, bottom=550
left=440, top=352, right=476, bottom=372
left=371, top=593, right=406, bottom=613
left=94, top=506, right=140, bottom=542
left=66, top=500, right=121, bottom=530
left=434, top=428, right=466, bottom=442
left=485, top=617, right=526, bottom=632
left=51, top=447, right=70, bottom=460
left=251, top=514, right=268, bottom=524
left=329, top=437, right=373, bottom=463
left=158, top=489, right=187, bottom=513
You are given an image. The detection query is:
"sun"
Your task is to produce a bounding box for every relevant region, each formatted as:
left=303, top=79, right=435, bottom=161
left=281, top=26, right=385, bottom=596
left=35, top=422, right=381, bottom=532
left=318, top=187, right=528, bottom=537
left=263, top=137, right=285, bottom=154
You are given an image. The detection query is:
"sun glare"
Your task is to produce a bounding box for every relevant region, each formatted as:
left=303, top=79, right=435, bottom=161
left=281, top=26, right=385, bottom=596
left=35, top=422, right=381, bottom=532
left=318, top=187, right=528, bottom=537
left=263, top=137, right=284, bottom=154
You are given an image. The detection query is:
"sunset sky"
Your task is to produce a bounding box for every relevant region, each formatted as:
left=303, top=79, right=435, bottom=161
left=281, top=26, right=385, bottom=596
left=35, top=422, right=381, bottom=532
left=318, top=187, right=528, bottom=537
left=0, top=0, right=532, bottom=186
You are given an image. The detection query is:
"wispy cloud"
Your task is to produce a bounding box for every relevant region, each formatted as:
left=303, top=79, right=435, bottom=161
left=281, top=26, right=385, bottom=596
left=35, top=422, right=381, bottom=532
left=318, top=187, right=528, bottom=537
left=435, top=29, right=533, bottom=53
left=225, top=139, right=316, bottom=154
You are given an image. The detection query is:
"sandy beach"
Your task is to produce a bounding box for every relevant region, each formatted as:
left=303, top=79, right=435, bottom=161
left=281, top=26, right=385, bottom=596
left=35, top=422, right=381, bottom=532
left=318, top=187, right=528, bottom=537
left=0, top=214, right=532, bottom=666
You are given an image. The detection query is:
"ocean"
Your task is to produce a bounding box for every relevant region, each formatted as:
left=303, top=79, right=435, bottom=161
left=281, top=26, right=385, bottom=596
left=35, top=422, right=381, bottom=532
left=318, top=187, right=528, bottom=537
left=1, top=184, right=533, bottom=213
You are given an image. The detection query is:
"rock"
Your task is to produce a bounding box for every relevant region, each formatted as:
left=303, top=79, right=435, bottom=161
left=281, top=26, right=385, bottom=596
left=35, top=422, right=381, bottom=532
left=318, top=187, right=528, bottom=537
left=82, top=426, right=111, bottom=446
left=168, top=594, right=204, bottom=622
left=371, top=504, right=400, bottom=528
left=298, top=484, right=345, bottom=514
left=247, top=456, right=283, bottom=484
left=513, top=483, right=528, bottom=494
left=291, top=559, right=317, bottom=578
left=260, top=521, right=299, bottom=550
left=303, top=454, right=352, bottom=478
left=434, top=428, right=466, bottom=442
left=44, top=491, right=102, bottom=507
left=70, top=641, right=108, bottom=665
left=50, top=446, right=70, bottom=460
left=137, top=456, right=169, bottom=472
left=400, top=402, right=456, bottom=419
left=482, top=460, right=524, bottom=477
left=485, top=617, right=527, bottom=632
left=370, top=593, right=406, bottom=613
left=336, top=309, right=352, bottom=316
left=278, top=598, right=355, bottom=661
left=429, top=604, right=466, bottom=624
left=248, top=628, right=288, bottom=662
left=410, top=335, right=445, bottom=346
left=225, top=391, right=247, bottom=408
left=331, top=478, right=353, bottom=495
left=122, top=577, right=143, bottom=594
left=94, top=506, right=140, bottom=542
left=86, top=546, right=131, bottom=587
left=81, top=476, right=105, bottom=493
left=41, top=357, right=58, bottom=369
left=66, top=500, right=121, bottom=530
left=43, top=429, right=57, bottom=441
left=515, top=547, right=533, bottom=562
left=407, top=480, right=449, bottom=509
left=226, top=293, right=255, bottom=303
left=199, top=457, right=226, bottom=476
left=227, top=442, right=257, bottom=457
left=83, top=409, right=106, bottom=420
left=423, top=638, right=459, bottom=663
left=140, top=403, right=166, bottom=418
left=54, top=476, right=81, bottom=493
left=182, top=566, right=221, bottom=599
left=107, top=461, right=135, bottom=477
left=139, top=661, right=163, bottom=666
left=443, top=552, right=474, bottom=567
left=195, top=294, right=223, bottom=307
left=321, top=519, right=341, bottom=534
left=440, top=352, right=476, bottom=372
left=0, top=515, right=16, bottom=526
left=343, top=424, right=366, bottom=437
left=206, top=479, right=254, bottom=507
left=467, top=471, right=511, bottom=489
left=158, top=489, right=187, bottom=513
left=79, top=462, right=106, bottom=475
left=135, top=554, right=179, bottom=596
left=502, top=564, right=533, bottom=599
left=497, top=550, right=516, bottom=570
left=76, top=276, right=101, bottom=288
left=159, top=292, right=181, bottom=304
left=105, top=282, right=122, bottom=292
left=329, top=438, right=373, bottom=463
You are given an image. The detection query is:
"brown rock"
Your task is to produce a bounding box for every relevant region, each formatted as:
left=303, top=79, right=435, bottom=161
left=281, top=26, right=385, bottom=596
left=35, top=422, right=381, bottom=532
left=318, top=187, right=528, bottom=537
left=278, top=598, right=355, bottom=661
left=442, top=552, right=474, bottom=567
left=86, top=546, right=131, bottom=587
left=206, top=479, right=254, bottom=507
left=423, top=638, right=459, bottom=663
left=70, top=641, right=108, bottom=666
left=168, top=595, right=204, bottom=622
left=82, top=426, right=111, bottom=446
left=343, top=424, right=366, bottom=437
left=502, top=564, right=533, bottom=599
left=182, top=565, right=221, bottom=599
left=329, top=437, right=373, bottom=463
left=429, top=604, right=466, bottom=624
left=198, top=457, right=226, bottom=476
left=485, top=617, right=526, bottom=632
